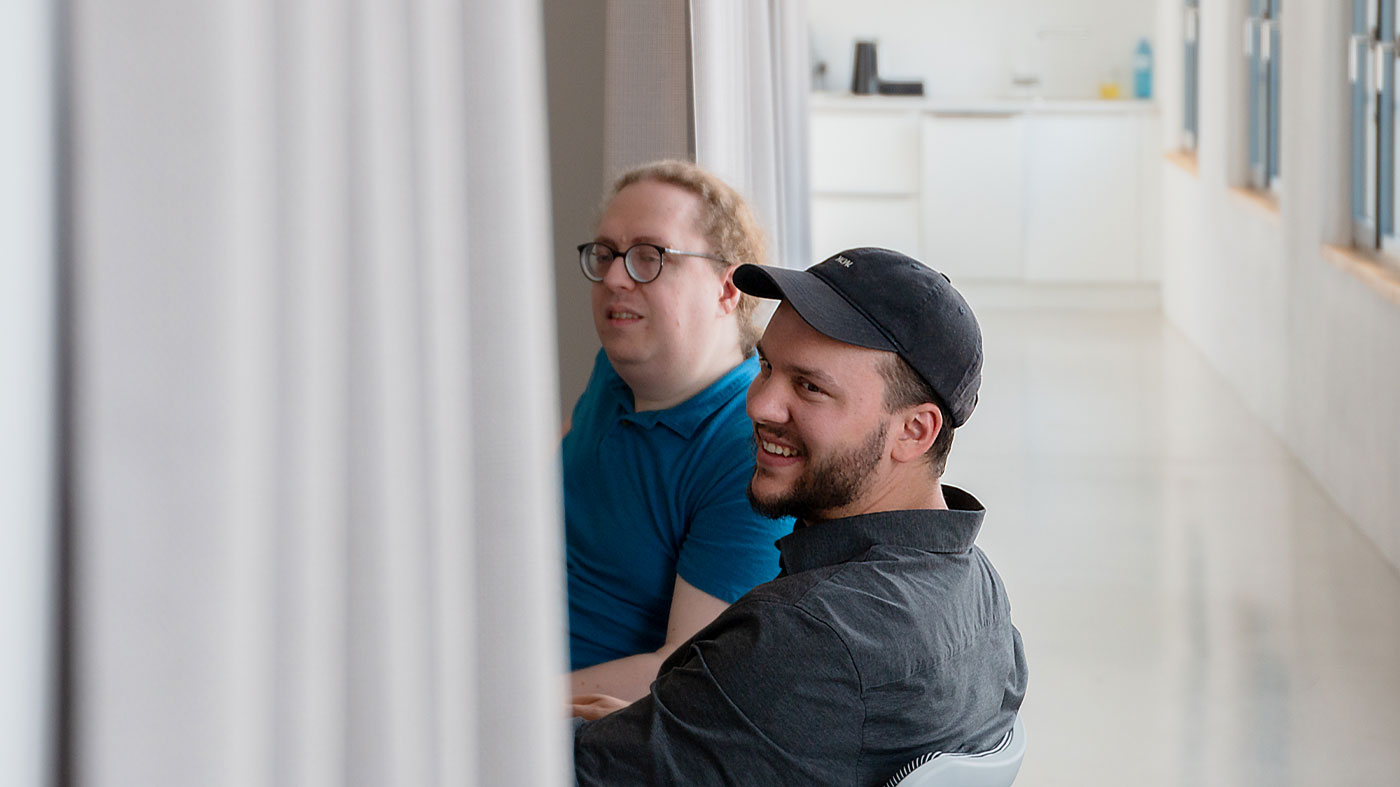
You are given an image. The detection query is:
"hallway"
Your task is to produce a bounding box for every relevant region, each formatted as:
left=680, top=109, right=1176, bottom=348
left=952, top=293, right=1400, bottom=786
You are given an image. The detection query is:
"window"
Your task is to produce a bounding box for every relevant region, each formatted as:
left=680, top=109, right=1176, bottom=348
left=1353, top=0, right=1397, bottom=252
left=1245, top=0, right=1281, bottom=190
left=1184, top=0, right=1200, bottom=151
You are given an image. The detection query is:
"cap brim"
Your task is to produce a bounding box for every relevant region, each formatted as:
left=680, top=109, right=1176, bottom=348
left=734, top=264, right=896, bottom=352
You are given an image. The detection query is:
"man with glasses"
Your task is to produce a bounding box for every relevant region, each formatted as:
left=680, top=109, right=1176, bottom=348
left=572, top=248, right=1028, bottom=786
left=565, top=160, right=793, bottom=703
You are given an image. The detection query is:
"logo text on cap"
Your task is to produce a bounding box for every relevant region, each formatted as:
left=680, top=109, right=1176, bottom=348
left=834, top=256, right=853, bottom=268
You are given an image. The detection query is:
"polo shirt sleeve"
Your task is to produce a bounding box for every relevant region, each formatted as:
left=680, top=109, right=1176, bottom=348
left=573, top=599, right=863, bottom=786
left=673, top=431, right=791, bottom=603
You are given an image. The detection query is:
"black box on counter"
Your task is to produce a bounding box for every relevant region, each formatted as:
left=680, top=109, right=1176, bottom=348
left=877, top=80, right=925, bottom=96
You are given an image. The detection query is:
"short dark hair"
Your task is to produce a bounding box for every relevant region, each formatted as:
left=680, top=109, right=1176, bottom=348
left=877, top=354, right=954, bottom=477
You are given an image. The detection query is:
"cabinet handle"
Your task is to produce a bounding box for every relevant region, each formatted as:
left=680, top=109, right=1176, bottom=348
left=1243, top=17, right=1259, bottom=58
left=1378, top=41, right=1394, bottom=94
left=930, top=112, right=1019, bottom=119
left=1351, top=34, right=1369, bottom=85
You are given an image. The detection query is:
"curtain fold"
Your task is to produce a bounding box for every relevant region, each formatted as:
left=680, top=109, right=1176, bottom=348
left=0, top=0, right=60, bottom=784
left=691, top=0, right=811, bottom=269
left=70, top=1, right=566, bottom=785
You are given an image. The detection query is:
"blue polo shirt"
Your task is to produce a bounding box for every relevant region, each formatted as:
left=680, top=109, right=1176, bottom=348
left=564, top=350, right=792, bottom=670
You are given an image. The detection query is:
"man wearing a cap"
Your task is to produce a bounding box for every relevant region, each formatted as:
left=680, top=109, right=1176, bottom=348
left=572, top=248, right=1028, bottom=786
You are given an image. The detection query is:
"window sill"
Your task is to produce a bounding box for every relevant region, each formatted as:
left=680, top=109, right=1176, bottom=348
left=1227, top=185, right=1280, bottom=223
left=1321, top=244, right=1400, bottom=308
left=1163, top=149, right=1198, bottom=175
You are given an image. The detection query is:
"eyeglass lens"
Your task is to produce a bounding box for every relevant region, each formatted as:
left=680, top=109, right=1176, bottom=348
left=580, top=243, right=664, bottom=283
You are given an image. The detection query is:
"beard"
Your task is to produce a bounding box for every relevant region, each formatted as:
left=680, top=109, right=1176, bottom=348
left=747, top=423, right=887, bottom=523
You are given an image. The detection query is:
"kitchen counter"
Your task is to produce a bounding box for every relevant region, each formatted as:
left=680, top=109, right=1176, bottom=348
left=809, top=91, right=1158, bottom=116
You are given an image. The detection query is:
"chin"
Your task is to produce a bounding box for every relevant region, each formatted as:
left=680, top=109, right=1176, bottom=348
left=746, top=478, right=788, bottom=507
left=600, top=340, right=642, bottom=361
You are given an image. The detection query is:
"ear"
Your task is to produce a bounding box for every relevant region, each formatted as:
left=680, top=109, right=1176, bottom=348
left=889, top=402, right=941, bottom=465
left=716, top=264, right=742, bottom=316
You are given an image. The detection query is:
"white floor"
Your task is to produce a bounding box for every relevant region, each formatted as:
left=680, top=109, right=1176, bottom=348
left=947, top=294, right=1400, bottom=786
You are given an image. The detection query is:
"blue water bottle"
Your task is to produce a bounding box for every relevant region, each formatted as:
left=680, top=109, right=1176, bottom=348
left=1133, top=38, right=1153, bottom=99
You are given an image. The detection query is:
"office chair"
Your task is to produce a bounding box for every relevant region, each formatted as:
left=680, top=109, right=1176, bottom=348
left=883, top=714, right=1026, bottom=787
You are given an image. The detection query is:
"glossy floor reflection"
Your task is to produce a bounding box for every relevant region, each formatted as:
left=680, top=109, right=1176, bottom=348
left=947, top=295, right=1400, bottom=786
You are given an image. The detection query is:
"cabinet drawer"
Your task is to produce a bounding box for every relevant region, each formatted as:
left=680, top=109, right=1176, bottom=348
left=1024, top=113, right=1139, bottom=281
left=920, top=115, right=1025, bottom=280
left=810, top=111, right=920, bottom=195
left=811, top=195, right=921, bottom=259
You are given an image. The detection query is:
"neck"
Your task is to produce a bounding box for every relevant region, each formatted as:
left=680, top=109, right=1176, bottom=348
left=809, top=467, right=947, bottom=524
left=621, top=342, right=747, bottom=412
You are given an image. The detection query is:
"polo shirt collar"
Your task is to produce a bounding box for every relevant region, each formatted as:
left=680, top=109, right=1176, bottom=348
left=775, top=486, right=985, bottom=575
left=612, top=355, right=757, bottom=439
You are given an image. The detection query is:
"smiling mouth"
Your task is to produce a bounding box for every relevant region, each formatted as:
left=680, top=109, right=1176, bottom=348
left=607, top=310, right=641, bottom=320
left=759, top=437, right=801, bottom=458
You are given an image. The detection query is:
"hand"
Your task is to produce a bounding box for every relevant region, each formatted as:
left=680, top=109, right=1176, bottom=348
left=571, top=693, right=631, bottom=721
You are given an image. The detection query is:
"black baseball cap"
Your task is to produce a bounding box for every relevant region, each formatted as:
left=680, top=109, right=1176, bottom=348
left=733, top=247, right=982, bottom=427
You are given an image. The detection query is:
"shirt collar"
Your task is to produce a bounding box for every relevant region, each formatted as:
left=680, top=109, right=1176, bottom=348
left=775, top=486, right=986, bottom=575
left=611, top=354, right=758, bottom=439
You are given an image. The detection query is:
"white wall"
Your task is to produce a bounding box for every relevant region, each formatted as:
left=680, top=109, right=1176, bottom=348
left=808, top=0, right=1156, bottom=99
left=1157, top=0, right=1400, bottom=573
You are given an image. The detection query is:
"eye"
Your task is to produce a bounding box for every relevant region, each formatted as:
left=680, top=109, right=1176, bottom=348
left=756, top=356, right=770, bottom=372
left=798, top=380, right=823, bottom=395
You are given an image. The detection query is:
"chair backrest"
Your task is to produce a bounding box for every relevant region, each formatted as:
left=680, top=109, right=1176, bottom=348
left=883, top=715, right=1027, bottom=787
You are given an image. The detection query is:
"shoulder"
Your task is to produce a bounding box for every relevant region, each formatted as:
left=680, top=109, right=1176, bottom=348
left=801, top=547, right=1015, bottom=683
left=567, top=350, right=624, bottom=430
left=665, top=358, right=760, bottom=470
left=691, top=358, right=760, bottom=441
left=578, top=349, right=621, bottom=402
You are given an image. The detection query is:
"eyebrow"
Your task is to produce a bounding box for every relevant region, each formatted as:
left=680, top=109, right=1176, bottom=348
left=593, top=235, right=668, bottom=248
left=755, top=341, right=840, bottom=389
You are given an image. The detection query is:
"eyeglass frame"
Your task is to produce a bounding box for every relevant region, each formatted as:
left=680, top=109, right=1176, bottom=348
left=577, top=241, right=729, bottom=284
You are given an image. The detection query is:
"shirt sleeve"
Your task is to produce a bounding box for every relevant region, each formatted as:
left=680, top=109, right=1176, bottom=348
left=673, top=431, right=793, bottom=604
left=573, top=599, right=863, bottom=786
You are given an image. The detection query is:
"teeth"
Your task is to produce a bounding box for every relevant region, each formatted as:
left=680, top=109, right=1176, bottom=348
left=761, top=440, right=798, bottom=458
left=610, top=311, right=640, bottom=319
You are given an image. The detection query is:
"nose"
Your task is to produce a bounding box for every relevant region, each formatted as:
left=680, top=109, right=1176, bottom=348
left=746, top=371, right=788, bottom=427
left=599, top=252, right=635, bottom=291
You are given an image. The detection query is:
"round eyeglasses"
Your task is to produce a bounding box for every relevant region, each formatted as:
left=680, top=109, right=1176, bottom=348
left=578, top=242, right=728, bottom=284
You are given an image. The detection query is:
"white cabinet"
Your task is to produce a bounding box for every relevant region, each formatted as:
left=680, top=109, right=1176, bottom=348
left=919, top=114, right=1025, bottom=281
left=1023, top=113, right=1140, bottom=282
left=809, top=110, right=920, bottom=193
left=809, top=98, right=1159, bottom=283
left=809, top=108, right=922, bottom=258
left=811, top=196, right=922, bottom=260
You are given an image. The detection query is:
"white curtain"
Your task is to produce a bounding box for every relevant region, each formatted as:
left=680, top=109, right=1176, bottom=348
left=1, top=0, right=59, bottom=784
left=69, top=1, right=568, bottom=785
left=691, top=0, right=811, bottom=270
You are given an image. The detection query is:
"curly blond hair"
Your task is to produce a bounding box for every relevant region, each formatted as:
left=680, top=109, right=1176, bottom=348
left=607, top=160, right=769, bottom=356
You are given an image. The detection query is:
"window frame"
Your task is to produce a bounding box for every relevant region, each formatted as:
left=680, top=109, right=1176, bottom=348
left=1183, top=0, right=1200, bottom=151
left=1245, top=0, right=1281, bottom=192
left=1353, top=0, right=1400, bottom=255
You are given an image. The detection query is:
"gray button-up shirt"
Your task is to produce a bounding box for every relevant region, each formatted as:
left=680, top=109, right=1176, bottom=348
left=574, top=486, right=1028, bottom=786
